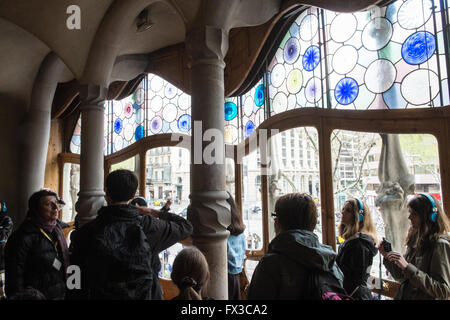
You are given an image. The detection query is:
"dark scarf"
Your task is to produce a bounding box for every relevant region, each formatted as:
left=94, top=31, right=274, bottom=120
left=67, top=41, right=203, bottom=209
left=31, top=216, right=70, bottom=279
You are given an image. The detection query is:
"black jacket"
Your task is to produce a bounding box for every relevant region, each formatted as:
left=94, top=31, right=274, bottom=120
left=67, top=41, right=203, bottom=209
left=247, top=229, right=344, bottom=300
left=336, top=232, right=378, bottom=299
left=68, top=204, right=193, bottom=300
left=4, top=219, right=69, bottom=299
left=0, top=213, right=13, bottom=270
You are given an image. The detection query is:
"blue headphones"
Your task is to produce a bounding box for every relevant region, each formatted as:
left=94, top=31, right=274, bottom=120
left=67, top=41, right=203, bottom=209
left=419, top=193, right=438, bottom=222
left=1, top=201, right=6, bottom=213
left=355, top=198, right=364, bottom=223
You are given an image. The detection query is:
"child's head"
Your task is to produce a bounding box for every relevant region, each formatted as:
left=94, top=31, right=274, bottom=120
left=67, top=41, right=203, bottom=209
left=171, top=246, right=210, bottom=300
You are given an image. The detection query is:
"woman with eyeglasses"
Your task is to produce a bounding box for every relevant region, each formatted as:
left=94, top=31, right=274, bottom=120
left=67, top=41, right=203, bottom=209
left=336, top=198, right=378, bottom=300
left=378, top=193, right=450, bottom=300
left=5, top=189, right=70, bottom=299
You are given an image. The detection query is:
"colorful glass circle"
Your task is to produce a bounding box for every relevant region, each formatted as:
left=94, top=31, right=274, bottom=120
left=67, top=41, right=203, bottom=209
left=113, top=118, right=123, bottom=134
left=335, top=77, right=359, bottom=105
left=401, top=31, right=436, bottom=65
left=287, top=69, right=303, bottom=94
left=224, top=101, right=238, bottom=121
left=254, top=84, right=265, bottom=107
left=303, top=45, right=320, bottom=71
left=362, top=18, right=393, bottom=51
left=150, top=116, right=163, bottom=134
left=124, top=102, right=133, bottom=118
left=245, top=121, right=255, bottom=138
left=165, top=83, right=177, bottom=99
left=134, top=125, right=144, bottom=141
left=305, top=77, right=322, bottom=103
left=284, top=37, right=300, bottom=64
left=177, top=114, right=191, bottom=132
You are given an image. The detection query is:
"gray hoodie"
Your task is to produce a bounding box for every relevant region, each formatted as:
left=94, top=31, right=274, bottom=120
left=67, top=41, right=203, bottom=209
left=247, top=229, right=343, bottom=300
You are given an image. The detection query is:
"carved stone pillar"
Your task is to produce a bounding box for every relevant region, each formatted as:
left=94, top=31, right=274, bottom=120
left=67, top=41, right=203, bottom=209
left=74, top=85, right=107, bottom=228
left=186, top=26, right=231, bottom=300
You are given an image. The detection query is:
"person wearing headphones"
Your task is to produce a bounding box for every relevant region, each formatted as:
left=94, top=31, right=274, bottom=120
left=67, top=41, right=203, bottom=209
left=379, top=193, right=450, bottom=300
left=336, top=198, right=378, bottom=300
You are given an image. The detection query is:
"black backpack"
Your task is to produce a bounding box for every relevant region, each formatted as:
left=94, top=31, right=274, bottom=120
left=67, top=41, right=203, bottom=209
left=87, top=217, right=154, bottom=299
left=305, top=269, right=353, bottom=300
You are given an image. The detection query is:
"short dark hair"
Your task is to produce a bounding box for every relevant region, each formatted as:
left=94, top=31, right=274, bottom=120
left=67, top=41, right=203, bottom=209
left=105, top=169, right=138, bottom=202
left=27, top=189, right=59, bottom=218
left=274, top=193, right=317, bottom=232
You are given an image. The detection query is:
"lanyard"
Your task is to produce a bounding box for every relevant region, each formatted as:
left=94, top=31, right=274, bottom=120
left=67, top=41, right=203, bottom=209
left=40, top=228, right=59, bottom=254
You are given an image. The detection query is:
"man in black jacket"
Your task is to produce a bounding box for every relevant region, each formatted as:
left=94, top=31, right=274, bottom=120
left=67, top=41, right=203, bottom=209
left=68, top=169, right=193, bottom=300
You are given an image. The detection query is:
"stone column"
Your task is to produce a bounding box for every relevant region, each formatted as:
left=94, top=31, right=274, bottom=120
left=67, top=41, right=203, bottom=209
left=186, top=26, right=231, bottom=300
left=74, top=85, right=107, bottom=228
left=17, top=52, right=65, bottom=221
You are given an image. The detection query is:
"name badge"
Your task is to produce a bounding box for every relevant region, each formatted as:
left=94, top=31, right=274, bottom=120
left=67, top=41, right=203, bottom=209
left=52, top=258, right=62, bottom=271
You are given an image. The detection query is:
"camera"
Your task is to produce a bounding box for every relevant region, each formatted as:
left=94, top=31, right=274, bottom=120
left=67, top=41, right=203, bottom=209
left=382, top=238, right=392, bottom=253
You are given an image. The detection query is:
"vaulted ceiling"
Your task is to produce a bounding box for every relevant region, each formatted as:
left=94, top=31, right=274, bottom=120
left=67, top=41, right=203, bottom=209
left=0, top=0, right=383, bottom=118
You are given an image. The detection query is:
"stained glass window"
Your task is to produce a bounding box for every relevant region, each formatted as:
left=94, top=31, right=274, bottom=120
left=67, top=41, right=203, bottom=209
left=70, top=0, right=450, bottom=154
left=241, top=78, right=266, bottom=139
left=224, top=96, right=240, bottom=144
left=70, top=115, right=81, bottom=154
left=267, top=0, right=449, bottom=113
left=146, top=74, right=192, bottom=137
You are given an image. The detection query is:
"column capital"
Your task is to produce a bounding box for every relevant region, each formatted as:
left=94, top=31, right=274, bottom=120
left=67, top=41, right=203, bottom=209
left=185, top=26, right=228, bottom=69
left=79, top=84, right=108, bottom=107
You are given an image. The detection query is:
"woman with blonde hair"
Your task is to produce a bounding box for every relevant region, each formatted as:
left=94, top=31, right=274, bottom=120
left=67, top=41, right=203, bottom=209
left=379, top=193, right=450, bottom=299
left=336, top=198, right=378, bottom=299
left=170, top=246, right=210, bottom=300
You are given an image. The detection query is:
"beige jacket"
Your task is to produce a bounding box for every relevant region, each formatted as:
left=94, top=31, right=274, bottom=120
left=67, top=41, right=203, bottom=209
left=384, top=236, right=450, bottom=300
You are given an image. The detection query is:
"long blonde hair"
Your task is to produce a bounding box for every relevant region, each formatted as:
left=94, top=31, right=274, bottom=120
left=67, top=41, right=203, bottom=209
left=338, top=198, right=378, bottom=243
left=171, top=246, right=210, bottom=300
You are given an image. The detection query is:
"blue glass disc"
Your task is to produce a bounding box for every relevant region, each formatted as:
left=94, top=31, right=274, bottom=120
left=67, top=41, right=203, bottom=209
left=401, top=31, right=435, bottom=65
left=303, top=45, right=320, bottom=71
left=134, top=125, right=144, bottom=141
left=284, top=37, right=300, bottom=64
left=114, top=118, right=123, bottom=134
left=71, top=135, right=80, bottom=146
left=245, top=121, right=255, bottom=138
left=177, top=114, right=191, bottom=132
left=335, top=77, right=359, bottom=105
left=224, top=101, right=238, bottom=121
left=254, top=84, right=265, bottom=107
